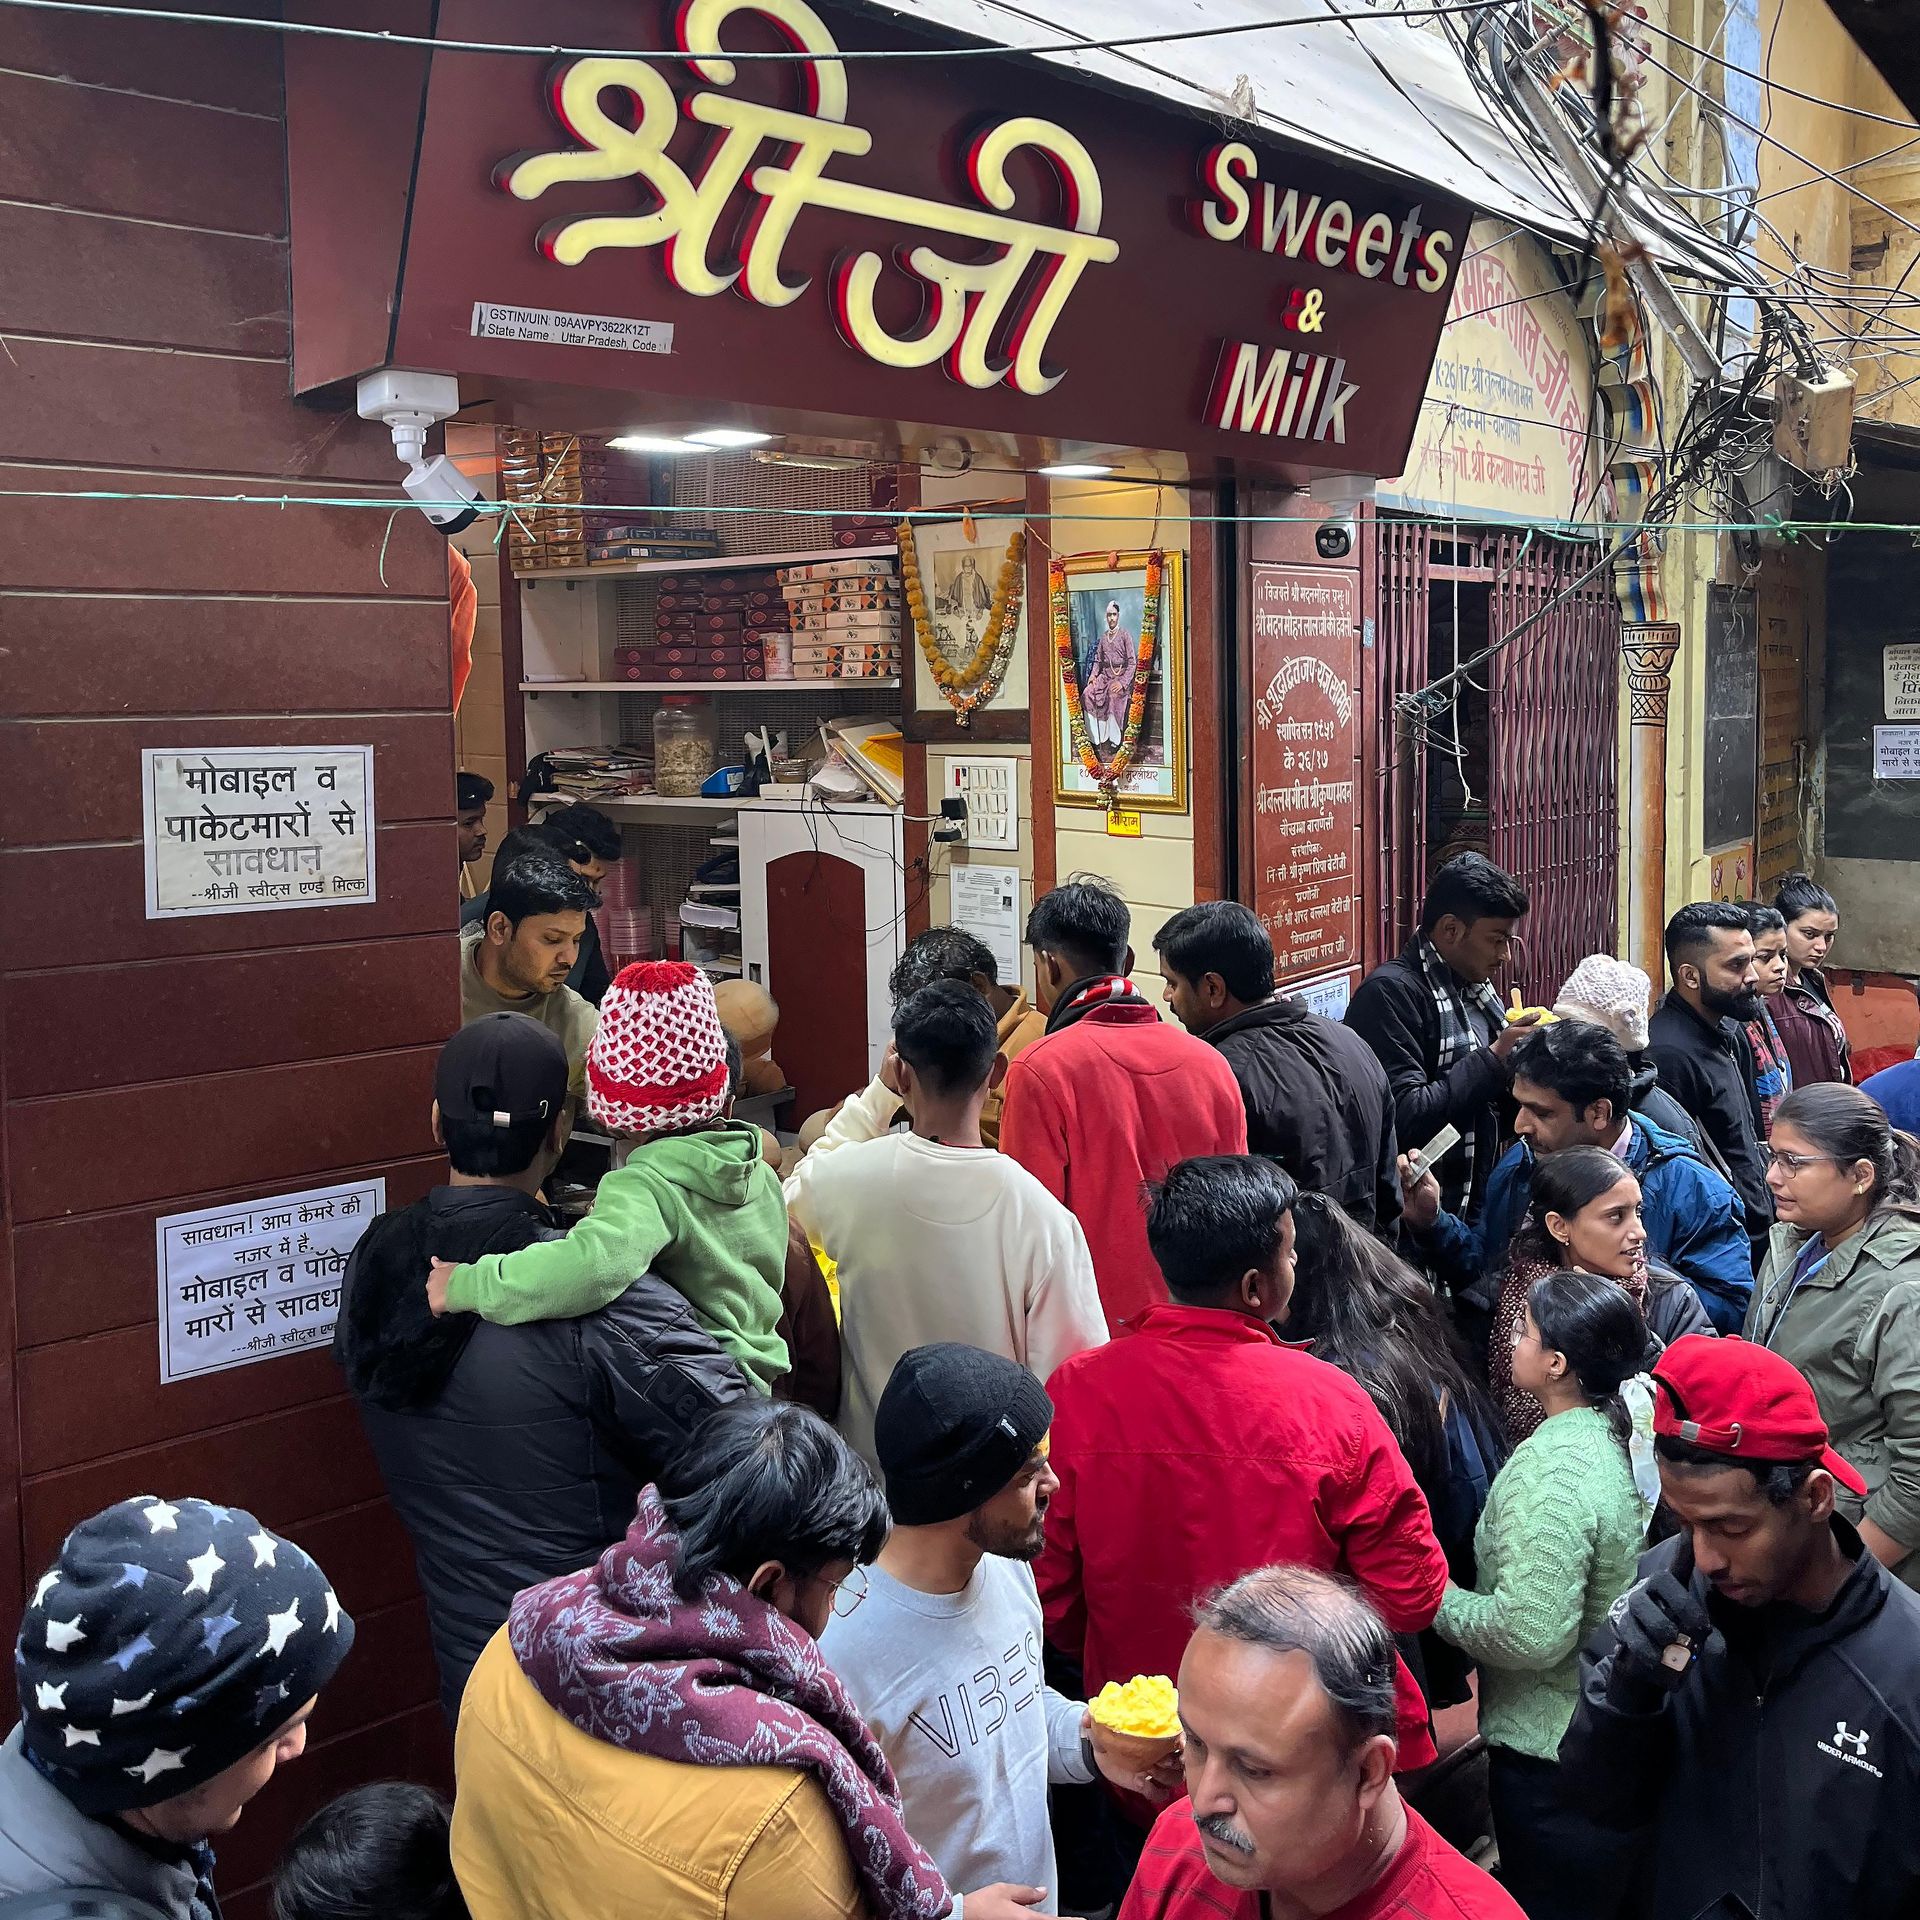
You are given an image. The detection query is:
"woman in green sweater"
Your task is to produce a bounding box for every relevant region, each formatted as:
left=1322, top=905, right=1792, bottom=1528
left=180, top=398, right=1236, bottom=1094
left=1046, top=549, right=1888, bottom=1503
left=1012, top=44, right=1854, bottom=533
left=1435, top=1268, right=1652, bottom=1920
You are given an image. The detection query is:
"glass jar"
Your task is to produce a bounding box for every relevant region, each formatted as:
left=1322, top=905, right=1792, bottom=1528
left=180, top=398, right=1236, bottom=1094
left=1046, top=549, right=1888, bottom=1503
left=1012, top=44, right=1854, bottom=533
left=653, top=695, right=719, bottom=796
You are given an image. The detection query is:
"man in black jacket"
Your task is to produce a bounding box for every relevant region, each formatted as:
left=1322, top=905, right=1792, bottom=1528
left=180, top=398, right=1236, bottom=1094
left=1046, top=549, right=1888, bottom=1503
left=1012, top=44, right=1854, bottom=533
left=1645, top=901, right=1773, bottom=1248
left=1153, top=901, right=1401, bottom=1233
left=1560, top=1335, right=1920, bottom=1919
left=1344, top=853, right=1536, bottom=1220
left=334, top=1013, right=746, bottom=1721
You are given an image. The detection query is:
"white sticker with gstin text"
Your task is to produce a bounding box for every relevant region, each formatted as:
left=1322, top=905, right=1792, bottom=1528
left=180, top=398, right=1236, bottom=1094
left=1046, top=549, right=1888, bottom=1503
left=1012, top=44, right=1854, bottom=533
left=472, top=302, right=674, bottom=353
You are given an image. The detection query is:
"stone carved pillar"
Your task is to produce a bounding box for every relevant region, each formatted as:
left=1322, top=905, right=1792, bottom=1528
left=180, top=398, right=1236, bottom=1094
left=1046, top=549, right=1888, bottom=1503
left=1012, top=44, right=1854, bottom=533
left=1623, top=623, right=1681, bottom=982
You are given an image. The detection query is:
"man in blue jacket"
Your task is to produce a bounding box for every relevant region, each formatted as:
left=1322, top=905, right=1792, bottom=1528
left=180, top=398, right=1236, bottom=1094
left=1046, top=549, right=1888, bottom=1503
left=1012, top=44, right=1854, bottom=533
left=1401, top=1019, right=1751, bottom=1331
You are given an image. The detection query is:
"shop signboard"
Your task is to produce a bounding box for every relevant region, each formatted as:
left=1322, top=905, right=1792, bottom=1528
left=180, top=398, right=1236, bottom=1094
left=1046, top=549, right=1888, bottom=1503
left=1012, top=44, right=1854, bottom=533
left=141, top=746, right=376, bottom=919
left=155, top=1178, right=383, bottom=1384
left=1249, top=565, right=1362, bottom=984
left=288, top=0, right=1472, bottom=478
left=1377, top=222, right=1600, bottom=527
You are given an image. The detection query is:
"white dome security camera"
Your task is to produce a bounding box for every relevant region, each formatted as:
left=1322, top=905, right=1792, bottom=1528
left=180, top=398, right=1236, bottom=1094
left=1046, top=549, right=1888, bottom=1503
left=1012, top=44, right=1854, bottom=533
left=1314, top=515, right=1356, bottom=560
left=355, top=369, right=482, bottom=536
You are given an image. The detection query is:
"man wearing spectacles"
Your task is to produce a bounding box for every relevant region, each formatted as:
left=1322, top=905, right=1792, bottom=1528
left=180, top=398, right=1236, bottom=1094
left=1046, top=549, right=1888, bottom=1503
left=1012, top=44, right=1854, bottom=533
left=824, top=1345, right=1179, bottom=1920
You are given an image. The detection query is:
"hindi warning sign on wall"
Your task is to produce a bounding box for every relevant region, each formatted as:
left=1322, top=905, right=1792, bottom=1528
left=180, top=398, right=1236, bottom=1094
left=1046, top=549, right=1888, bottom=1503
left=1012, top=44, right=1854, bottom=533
left=155, top=1178, right=383, bottom=1384
left=1249, top=566, right=1363, bottom=985
left=141, top=746, right=376, bottom=919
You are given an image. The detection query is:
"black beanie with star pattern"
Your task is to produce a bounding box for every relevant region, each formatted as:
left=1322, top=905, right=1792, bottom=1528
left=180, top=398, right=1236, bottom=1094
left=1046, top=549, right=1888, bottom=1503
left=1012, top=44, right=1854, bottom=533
left=15, top=1495, right=355, bottom=1815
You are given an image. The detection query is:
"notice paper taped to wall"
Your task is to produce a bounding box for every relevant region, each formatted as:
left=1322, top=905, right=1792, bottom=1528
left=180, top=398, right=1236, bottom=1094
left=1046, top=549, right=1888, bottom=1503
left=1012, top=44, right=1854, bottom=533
left=142, top=746, right=376, bottom=918
left=155, top=1178, right=383, bottom=1384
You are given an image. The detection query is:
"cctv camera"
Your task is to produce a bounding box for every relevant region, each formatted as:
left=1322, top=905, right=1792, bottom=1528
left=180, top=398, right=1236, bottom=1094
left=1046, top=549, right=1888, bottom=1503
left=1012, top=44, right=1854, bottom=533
left=1314, top=515, right=1356, bottom=561
left=403, top=455, right=482, bottom=535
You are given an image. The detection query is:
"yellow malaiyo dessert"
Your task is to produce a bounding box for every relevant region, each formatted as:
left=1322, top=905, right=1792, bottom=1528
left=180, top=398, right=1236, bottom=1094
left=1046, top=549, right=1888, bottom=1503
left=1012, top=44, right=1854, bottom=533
left=1088, top=1674, right=1182, bottom=1772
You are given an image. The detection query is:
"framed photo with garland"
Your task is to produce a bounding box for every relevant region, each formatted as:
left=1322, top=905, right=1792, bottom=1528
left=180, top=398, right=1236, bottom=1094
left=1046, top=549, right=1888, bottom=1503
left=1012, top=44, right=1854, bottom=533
left=1050, top=548, right=1188, bottom=811
left=900, top=511, right=1030, bottom=741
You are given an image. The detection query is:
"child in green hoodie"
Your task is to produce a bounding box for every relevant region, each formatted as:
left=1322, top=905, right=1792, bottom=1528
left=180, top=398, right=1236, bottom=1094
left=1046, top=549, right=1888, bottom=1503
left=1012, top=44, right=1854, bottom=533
left=428, top=960, right=789, bottom=1393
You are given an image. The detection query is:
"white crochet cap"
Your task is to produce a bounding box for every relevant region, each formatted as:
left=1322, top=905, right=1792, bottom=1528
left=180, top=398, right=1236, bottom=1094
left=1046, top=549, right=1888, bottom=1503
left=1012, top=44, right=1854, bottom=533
left=1554, top=953, right=1653, bottom=1053
left=586, top=960, right=731, bottom=1135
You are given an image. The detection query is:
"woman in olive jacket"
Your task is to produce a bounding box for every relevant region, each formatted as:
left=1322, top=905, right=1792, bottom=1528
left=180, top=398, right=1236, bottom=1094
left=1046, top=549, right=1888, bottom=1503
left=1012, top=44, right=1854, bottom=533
left=1747, top=1081, right=1920, bottom=1586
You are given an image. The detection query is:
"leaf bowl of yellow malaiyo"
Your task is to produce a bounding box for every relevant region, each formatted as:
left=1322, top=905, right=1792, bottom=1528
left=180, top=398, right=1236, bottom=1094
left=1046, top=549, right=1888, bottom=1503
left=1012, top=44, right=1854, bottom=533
left=1087, top=1673, right=1182, bottom=1773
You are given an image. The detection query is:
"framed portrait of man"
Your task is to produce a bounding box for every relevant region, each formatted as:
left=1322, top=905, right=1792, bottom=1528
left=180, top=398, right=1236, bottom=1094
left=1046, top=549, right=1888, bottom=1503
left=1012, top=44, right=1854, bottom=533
left=904, top=510, right=1030, bottom=739
left=1051, top=549, right=1188, bottom=810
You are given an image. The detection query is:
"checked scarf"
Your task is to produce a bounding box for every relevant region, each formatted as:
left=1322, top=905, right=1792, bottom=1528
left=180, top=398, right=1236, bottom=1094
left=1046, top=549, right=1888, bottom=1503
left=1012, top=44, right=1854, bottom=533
left=1413, top=935, right=1507, bottom=1213
left=509, top=1490, right=951, bottom=1920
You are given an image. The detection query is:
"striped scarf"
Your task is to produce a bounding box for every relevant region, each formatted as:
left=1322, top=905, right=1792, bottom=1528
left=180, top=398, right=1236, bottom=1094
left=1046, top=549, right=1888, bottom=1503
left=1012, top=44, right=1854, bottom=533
left=1413, top=936, right=1507, bottom=1210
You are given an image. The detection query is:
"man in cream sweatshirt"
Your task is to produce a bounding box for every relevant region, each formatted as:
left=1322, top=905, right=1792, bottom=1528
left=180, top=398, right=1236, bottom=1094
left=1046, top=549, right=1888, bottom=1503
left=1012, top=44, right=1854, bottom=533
left=785, top=981, right=1106, bottom=1467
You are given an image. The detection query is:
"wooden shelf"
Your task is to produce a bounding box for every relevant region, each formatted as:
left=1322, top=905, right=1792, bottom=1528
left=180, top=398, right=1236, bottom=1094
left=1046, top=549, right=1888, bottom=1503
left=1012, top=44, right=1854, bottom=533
left=514, top=542, right=897, bottom=583
left=521, top=678, right=898, bottom=693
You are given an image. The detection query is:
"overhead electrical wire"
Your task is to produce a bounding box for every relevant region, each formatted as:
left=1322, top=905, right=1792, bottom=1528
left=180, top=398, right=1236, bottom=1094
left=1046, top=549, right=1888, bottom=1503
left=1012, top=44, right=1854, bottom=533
left=0, top=0, right=1519, bottom=61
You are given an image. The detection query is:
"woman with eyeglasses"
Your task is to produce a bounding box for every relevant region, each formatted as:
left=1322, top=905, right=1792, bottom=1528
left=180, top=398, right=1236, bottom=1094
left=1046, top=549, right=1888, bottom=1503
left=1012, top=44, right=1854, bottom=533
left=1436, top=1269, right=1653, bottom=1919
left=1747, top=1082, right=1920, bottom=1585
left=1490, top=1147, right=1713, bottom=1445
left=450, top=1399, right=955, bottom=1920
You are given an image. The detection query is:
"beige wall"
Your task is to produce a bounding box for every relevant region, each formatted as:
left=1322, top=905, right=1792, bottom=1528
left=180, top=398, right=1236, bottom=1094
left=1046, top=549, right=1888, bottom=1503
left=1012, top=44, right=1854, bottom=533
left=1045, top=477, right=1197, bottom=1007
left=918, top=471, right=1203, bottom=1010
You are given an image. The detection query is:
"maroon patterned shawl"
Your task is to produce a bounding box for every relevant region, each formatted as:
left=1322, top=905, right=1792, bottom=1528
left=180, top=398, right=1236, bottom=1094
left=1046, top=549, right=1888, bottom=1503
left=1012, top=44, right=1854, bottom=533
left=508, top=1489, right=951, bottom=1920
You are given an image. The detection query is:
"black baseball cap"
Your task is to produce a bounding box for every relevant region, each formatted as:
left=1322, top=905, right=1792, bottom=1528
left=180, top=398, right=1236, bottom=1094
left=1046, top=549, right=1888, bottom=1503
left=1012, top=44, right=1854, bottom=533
left=436, top=1013, right=568, bottom=1129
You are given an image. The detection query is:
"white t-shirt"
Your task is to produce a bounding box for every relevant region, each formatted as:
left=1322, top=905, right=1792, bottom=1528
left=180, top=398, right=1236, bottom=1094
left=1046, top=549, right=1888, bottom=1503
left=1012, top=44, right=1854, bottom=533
left=822, top=1557, right=1094, bottom=1914
left=784, top=1129, right=1106, bottom=1466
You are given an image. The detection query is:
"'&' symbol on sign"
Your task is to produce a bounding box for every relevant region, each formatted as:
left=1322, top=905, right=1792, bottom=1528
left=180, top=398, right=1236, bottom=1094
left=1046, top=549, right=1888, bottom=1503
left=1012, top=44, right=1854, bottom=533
left=1280, top=288, right=1325, bottom=333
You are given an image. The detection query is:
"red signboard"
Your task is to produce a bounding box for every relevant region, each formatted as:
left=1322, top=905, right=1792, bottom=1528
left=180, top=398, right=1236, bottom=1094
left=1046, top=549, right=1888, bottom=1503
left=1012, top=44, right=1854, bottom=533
left=1249, top=564, right=1363, bottom=990
left=285, top=0, right=1473, bottom=478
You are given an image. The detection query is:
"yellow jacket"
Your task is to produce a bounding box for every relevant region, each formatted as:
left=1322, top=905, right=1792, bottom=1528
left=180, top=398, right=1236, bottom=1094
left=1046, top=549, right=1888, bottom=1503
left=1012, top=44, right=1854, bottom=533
left=452, top=1628, right=869, bottom=1920
left=984, top=991, right=1047, bottom=1149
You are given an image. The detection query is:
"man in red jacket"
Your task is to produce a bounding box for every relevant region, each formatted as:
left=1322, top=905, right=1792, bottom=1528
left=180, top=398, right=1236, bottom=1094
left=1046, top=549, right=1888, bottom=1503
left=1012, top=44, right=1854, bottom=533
left=1120, top=1567, right=1522, bottom=1919
left=1037, top=1156, right=1448, bottom=1776
left=1000, top=877, right=1247, bottom=1332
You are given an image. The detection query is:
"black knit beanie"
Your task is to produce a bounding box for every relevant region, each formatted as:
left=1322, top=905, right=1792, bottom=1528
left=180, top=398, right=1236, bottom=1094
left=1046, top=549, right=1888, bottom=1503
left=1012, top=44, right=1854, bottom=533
left=15, top=1496, right=355, bottom=1816
left=875, top=1344, right=1054, bottom=1526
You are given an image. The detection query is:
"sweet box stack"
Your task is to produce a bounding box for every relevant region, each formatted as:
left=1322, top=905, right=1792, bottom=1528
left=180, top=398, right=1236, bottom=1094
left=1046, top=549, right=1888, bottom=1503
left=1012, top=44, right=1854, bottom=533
left=777, top=553, right=903, bottom=679
left=499, top=430, right=721, bottom=572
left=615, top=569, right=790, bottom=682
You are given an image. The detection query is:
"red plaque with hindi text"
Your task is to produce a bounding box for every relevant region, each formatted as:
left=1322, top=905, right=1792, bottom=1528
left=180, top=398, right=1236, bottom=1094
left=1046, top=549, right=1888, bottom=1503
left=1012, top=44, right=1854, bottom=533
left=1250, top=565, right=1362, bottom=1003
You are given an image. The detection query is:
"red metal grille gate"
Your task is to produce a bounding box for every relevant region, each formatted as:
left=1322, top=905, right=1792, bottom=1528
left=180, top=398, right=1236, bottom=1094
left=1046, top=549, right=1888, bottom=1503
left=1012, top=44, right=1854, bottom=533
left=1370, top=519, right=1620, bottom=997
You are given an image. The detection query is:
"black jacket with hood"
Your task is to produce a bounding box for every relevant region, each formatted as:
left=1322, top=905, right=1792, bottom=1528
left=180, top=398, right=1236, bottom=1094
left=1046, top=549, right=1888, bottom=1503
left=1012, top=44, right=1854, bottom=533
left=1206, top=997, right=1401, bottom=1232
left=1559, top=1519, right=1920, bottom=1919
left=334, top=1183, right=748, bottom=1720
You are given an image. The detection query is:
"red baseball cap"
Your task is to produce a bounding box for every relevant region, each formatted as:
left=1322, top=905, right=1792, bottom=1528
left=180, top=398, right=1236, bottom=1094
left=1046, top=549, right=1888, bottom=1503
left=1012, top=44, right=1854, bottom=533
left=1652, top=1335, right=1867, bottom=1496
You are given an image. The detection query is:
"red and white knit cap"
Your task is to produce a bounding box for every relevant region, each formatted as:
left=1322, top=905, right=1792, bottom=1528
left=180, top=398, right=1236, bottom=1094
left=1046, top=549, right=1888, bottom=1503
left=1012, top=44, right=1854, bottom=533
left=586, top=960, right=731, bottom=1135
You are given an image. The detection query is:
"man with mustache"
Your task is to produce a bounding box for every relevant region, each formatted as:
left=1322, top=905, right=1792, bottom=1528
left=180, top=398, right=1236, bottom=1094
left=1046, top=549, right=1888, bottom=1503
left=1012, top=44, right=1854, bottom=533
left=1119, top=1566, right=1520, bottom=1919
left=1647, top=902, right=1775, bottom=1253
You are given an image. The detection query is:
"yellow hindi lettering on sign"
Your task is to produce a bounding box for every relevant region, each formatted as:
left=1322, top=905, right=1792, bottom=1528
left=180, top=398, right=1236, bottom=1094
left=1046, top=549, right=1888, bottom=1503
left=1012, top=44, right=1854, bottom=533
left=498, top=0, right=1120, bottom=394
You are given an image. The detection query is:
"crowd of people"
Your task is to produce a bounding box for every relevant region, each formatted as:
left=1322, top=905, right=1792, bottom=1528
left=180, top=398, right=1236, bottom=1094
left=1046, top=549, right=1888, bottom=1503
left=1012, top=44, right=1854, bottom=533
left=5, top=841, right=1920, bottom=1920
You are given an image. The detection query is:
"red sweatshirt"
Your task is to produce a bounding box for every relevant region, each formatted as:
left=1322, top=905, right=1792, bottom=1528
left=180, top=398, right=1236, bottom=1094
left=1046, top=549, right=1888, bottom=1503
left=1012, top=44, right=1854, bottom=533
left=999, top=1002, right=1248, bottom=1332
left=1119, top=1801, right=1524, bottom=1919
left=1037, top=1305, right=1448, bottom=1771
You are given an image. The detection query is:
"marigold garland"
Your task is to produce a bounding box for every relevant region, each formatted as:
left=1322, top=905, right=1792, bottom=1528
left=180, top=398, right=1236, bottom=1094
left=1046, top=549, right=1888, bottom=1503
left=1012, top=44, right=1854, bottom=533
left=900, top=521, right=1026, bottom=726
left=1053, top=551, right=1164, bottom=801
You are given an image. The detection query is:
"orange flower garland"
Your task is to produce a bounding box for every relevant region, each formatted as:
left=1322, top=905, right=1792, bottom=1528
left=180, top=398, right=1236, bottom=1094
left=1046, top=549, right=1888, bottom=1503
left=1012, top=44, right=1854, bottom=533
left=1054, top=551, right=1164, bottom=800
left=900, top=521, right=1025, bottom=726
